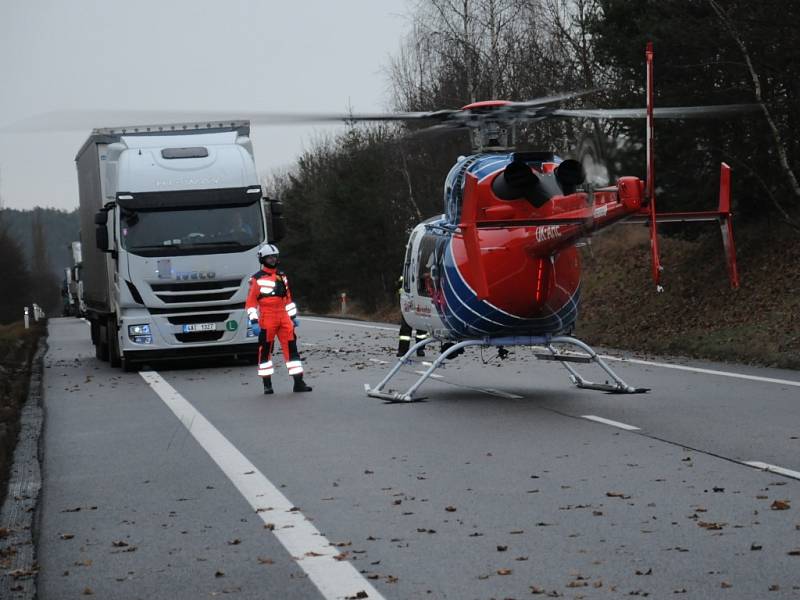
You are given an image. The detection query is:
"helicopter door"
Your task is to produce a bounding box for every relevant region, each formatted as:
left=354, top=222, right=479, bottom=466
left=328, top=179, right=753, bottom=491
left=402, top=229, right=420, bottom=294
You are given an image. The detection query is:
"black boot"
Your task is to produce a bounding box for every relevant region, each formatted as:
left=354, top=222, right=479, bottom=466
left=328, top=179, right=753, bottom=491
left=293, top=375, right=312, bottom=392
left=397, top=340, right=410, bottom=357
left=262, top=377, right=273, bottom=395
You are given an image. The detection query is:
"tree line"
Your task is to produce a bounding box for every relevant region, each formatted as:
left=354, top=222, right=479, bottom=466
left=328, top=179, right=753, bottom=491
left=0, top=207, right=78, bottom=323
left=271, top=0, right=799, bottom=314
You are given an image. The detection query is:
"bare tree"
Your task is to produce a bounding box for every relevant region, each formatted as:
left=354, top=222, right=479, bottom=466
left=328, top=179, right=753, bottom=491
left=708, top=0, right=800, bottom=229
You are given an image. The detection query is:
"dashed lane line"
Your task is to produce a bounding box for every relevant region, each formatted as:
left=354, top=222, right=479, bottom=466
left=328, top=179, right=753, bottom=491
left=743, top=461, right=800, bottom=481
left=140, top=371, right=386, bottom=600
left=581, top=415, right=641, bottom=431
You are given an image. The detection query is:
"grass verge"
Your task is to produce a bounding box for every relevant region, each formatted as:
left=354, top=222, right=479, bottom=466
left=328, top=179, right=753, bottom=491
left=0, top=322, right=44, bottom=509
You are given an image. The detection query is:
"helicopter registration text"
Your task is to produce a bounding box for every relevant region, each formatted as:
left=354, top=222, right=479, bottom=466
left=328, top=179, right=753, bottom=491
left=535, top=225, right=561, bottom=243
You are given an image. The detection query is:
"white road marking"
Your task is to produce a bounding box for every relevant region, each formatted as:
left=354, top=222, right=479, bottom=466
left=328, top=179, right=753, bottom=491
left=478, top=388, right=524, bottom=399
left=415, top=371, right=443, bottom=379
left=304, top=317, right=397, bottom=332
left=743, top=461, right=800, bottom=481
left=581, top=415, right=641, bottom=431
left=600, top=354, right=800, bottom=388
left=140, top=372, right=385, bottom=600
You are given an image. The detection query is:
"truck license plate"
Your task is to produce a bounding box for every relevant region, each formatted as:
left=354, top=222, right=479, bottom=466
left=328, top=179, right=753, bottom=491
left=182, top=323, right=217, bottom=333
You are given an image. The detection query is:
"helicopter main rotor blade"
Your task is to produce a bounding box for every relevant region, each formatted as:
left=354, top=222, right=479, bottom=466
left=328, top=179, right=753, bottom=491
left=505, top=88, right=601, bottom=110
left=550, top=103, right=760, bottom=120
left=1, top=107, right=462, bottom=133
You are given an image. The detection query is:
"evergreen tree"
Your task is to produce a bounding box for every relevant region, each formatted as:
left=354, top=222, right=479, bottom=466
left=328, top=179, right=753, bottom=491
left=0, top=213, right=33, bottom=324
left=30, top=208, right=61, bottom=315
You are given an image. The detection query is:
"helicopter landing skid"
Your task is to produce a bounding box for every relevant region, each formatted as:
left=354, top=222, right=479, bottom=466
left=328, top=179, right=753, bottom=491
left=365, top=335, right=647, bottom=402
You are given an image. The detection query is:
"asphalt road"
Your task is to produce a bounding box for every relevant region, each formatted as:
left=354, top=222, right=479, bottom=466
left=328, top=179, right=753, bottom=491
left=36, top=316, right=800, bottom=599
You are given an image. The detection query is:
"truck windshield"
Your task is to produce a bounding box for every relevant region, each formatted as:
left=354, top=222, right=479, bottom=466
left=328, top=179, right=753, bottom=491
left=120, top=202, right=264, bottom=256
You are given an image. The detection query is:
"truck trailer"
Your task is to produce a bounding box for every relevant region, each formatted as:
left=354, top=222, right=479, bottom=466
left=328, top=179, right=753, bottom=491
left=76, top=120, right=284, bottom=371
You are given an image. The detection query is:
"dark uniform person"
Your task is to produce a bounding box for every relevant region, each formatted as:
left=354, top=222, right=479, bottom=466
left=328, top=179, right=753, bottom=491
left=396, top=275, right=428, bottom=357
left=246, top=244, right=313, bottom=394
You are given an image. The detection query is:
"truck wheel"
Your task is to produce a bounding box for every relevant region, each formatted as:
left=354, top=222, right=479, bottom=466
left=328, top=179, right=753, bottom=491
left=108, top=320, right=121, bottom=368
left=95, top=321, right=109, bottom=361
left=121, top=356, right=138, bottom=373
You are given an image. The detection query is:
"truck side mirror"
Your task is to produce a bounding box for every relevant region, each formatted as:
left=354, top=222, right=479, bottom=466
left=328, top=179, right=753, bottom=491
left=96, top=225, right=109, bottom=251
left=265, top=198, right=286, bottom=243
left=94, top=209, right=110, bottom=251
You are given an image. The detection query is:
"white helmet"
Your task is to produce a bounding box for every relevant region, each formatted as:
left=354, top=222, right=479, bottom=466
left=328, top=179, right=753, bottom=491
left=257, top=243, right=279, bottom=259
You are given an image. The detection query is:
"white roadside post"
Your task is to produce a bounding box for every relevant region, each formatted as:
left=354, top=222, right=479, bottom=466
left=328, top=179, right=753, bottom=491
left=24, top=306, right=30, bottom=329
left=32, top=303, right=40, bottom=321
left=340, top=292, right=347, bottom=314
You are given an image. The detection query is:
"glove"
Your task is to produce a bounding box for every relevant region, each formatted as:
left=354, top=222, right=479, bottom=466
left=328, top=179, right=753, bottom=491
left=292, top=317, right=299, bottom=328
left=250, top=320, right=261, bottom=336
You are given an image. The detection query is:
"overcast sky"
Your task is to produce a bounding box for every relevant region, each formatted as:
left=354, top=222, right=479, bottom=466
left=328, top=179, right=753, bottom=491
left=0, top=0, right=409, bottom=211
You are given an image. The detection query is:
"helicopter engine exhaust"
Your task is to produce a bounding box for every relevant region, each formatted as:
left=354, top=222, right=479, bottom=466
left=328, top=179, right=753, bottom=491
left=492, top=158, right=586, bottom=207
left=491, top=159, right=541, bottom=203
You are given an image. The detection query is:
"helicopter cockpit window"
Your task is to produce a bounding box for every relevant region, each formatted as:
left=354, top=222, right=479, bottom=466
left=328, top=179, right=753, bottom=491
left=417, top=235, right=438, bottom=298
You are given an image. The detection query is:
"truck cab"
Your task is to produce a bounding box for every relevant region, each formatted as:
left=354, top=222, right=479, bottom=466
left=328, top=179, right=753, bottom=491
left=77, top=121, right=283, bottom=370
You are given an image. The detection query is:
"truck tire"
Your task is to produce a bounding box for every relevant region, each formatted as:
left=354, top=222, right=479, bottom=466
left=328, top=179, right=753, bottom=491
left=108, top=319, right=121, bottom=368
left=95, top=321, right=109, bottom=362
left=121, top=355, right=138, bottom=373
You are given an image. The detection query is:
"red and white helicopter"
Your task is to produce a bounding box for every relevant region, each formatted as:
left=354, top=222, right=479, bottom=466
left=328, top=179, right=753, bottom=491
left=355, top=43, right=750, bottom=401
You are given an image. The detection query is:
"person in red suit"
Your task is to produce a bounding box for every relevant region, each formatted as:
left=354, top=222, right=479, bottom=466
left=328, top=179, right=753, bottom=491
left=246, top=244, right=312, bottom=394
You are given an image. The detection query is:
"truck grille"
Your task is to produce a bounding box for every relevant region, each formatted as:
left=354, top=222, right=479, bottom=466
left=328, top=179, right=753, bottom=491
left=151, top=279, right=241, bottom=292
left=147, top=302, right=244, bottom=315
left=151, top=278, right=243, bottom=305
left=157, top=291, right=237, bottom=303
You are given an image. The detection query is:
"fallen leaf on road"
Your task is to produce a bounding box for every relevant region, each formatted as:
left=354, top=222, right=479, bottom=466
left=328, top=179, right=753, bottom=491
left=497, top=568, right=512, bottom=575
left=771, top=500, right=790, bottom=510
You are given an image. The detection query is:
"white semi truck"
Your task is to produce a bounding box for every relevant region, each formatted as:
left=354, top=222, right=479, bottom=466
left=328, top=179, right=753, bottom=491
left=76, top=120, right=284, bottom=371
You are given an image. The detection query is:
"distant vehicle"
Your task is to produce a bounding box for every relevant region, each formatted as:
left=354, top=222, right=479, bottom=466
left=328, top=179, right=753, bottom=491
left=61, top=267, right=74, bottom=317
left=76, top=120, right=284, bottom=371
left=67, top=241, right=85, bottom=317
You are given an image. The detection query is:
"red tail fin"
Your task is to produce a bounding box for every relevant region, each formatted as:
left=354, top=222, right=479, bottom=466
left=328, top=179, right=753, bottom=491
left=459, top=174, right=490, bottom=300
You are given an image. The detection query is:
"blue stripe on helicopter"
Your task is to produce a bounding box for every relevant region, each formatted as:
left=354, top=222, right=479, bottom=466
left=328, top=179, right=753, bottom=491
left=470, top=155, right=511, bottom=181
left=440, top=241, right=580, bottom=336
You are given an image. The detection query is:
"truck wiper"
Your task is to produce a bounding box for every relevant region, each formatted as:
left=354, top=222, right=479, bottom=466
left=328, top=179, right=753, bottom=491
left=190, top=241, right=243, bottom=247
left=129, top=243, right=182, bottom=250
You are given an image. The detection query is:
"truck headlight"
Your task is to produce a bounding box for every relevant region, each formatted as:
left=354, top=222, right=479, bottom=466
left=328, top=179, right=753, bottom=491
left=128, top=324, right=153, bottom=344
left=128, top=324, right=150, bottom=335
